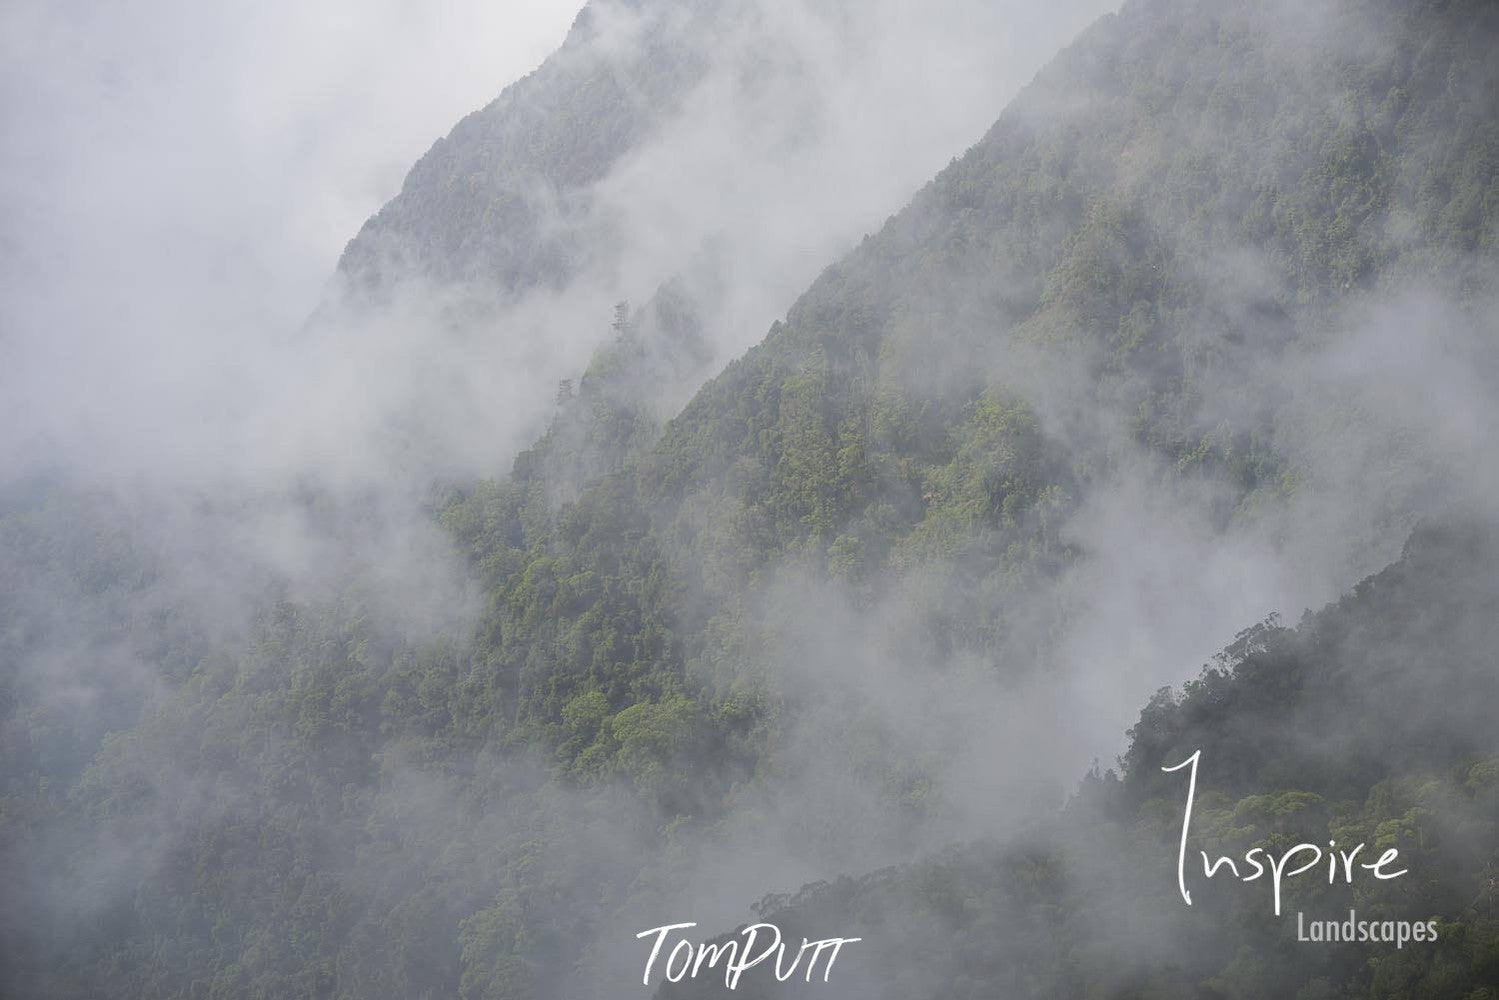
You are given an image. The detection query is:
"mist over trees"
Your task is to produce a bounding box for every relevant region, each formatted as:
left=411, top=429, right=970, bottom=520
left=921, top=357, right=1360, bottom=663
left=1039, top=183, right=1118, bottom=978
left=2, top=0, right=1496, bottom=998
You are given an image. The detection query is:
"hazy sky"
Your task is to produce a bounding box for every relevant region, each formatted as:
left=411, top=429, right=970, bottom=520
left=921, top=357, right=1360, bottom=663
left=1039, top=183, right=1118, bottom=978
left=4, top=4, right=1494, bottom=995
left=0, top=0, right=1120, bottom=484
left=1, top=0, right=579, bottom=309
left=0, top=0, right=580, bottom=473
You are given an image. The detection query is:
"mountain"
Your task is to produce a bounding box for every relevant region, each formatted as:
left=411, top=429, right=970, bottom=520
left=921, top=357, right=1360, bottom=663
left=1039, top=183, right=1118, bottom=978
left=2, top=0, right=1496, bottom=998
left=443, top=0, right=1496, bottom=815
left=336, top=0, right=716, bottom=297
left=661, top=520, right=1499, bottom=999
left=320, top=0, right=1118, bottom=466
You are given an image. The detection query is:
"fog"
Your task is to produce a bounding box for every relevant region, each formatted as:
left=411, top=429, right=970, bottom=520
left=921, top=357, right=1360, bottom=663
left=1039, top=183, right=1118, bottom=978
left=1, top=0, right=1117, bottom=487
left=0, top=0, right=573, bottom=470
left=2, top=0, right=1494, bottom=997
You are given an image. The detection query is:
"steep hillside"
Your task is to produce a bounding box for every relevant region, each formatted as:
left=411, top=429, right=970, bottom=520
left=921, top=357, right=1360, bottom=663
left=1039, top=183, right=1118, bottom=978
left=445, top=0, right=1498, bottom=795
left=336, top=0, right=718, bottom=296
left=2, top=0, right=1495, bottom=998
left=662, top=521, right=1499, bottom=999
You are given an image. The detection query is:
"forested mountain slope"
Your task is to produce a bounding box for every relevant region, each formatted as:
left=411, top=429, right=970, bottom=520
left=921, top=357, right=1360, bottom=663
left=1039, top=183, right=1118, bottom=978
left=2, top=0, right=1496, bottom=997
left=336, top=0, right=716, bottom=295
left=443, top=0, right=1497, bottom=798
left=662, top=520, right=1499, bottom=998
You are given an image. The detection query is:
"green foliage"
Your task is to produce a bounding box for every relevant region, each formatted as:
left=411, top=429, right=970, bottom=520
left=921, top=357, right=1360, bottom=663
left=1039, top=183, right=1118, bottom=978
left=679, top=522, right=1499, bottom=998
left=3, top=0, right=1498, bottom=996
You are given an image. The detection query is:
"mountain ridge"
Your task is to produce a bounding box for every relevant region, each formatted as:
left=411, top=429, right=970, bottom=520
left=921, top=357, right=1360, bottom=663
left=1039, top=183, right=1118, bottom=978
left=335, top=0, right=718, bottom=296
left=2, top=0, right=1496, bottom=997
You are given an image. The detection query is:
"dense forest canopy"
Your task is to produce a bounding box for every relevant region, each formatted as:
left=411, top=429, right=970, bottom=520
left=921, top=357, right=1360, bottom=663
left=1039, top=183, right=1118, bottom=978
left=2, top=0, right=1496, bottom=997
left=660, top=521, right=1499, bottom=999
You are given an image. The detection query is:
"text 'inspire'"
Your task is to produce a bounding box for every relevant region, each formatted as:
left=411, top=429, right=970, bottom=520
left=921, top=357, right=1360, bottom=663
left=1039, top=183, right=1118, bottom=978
left=1164, top=750, right=1408, bottom=916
